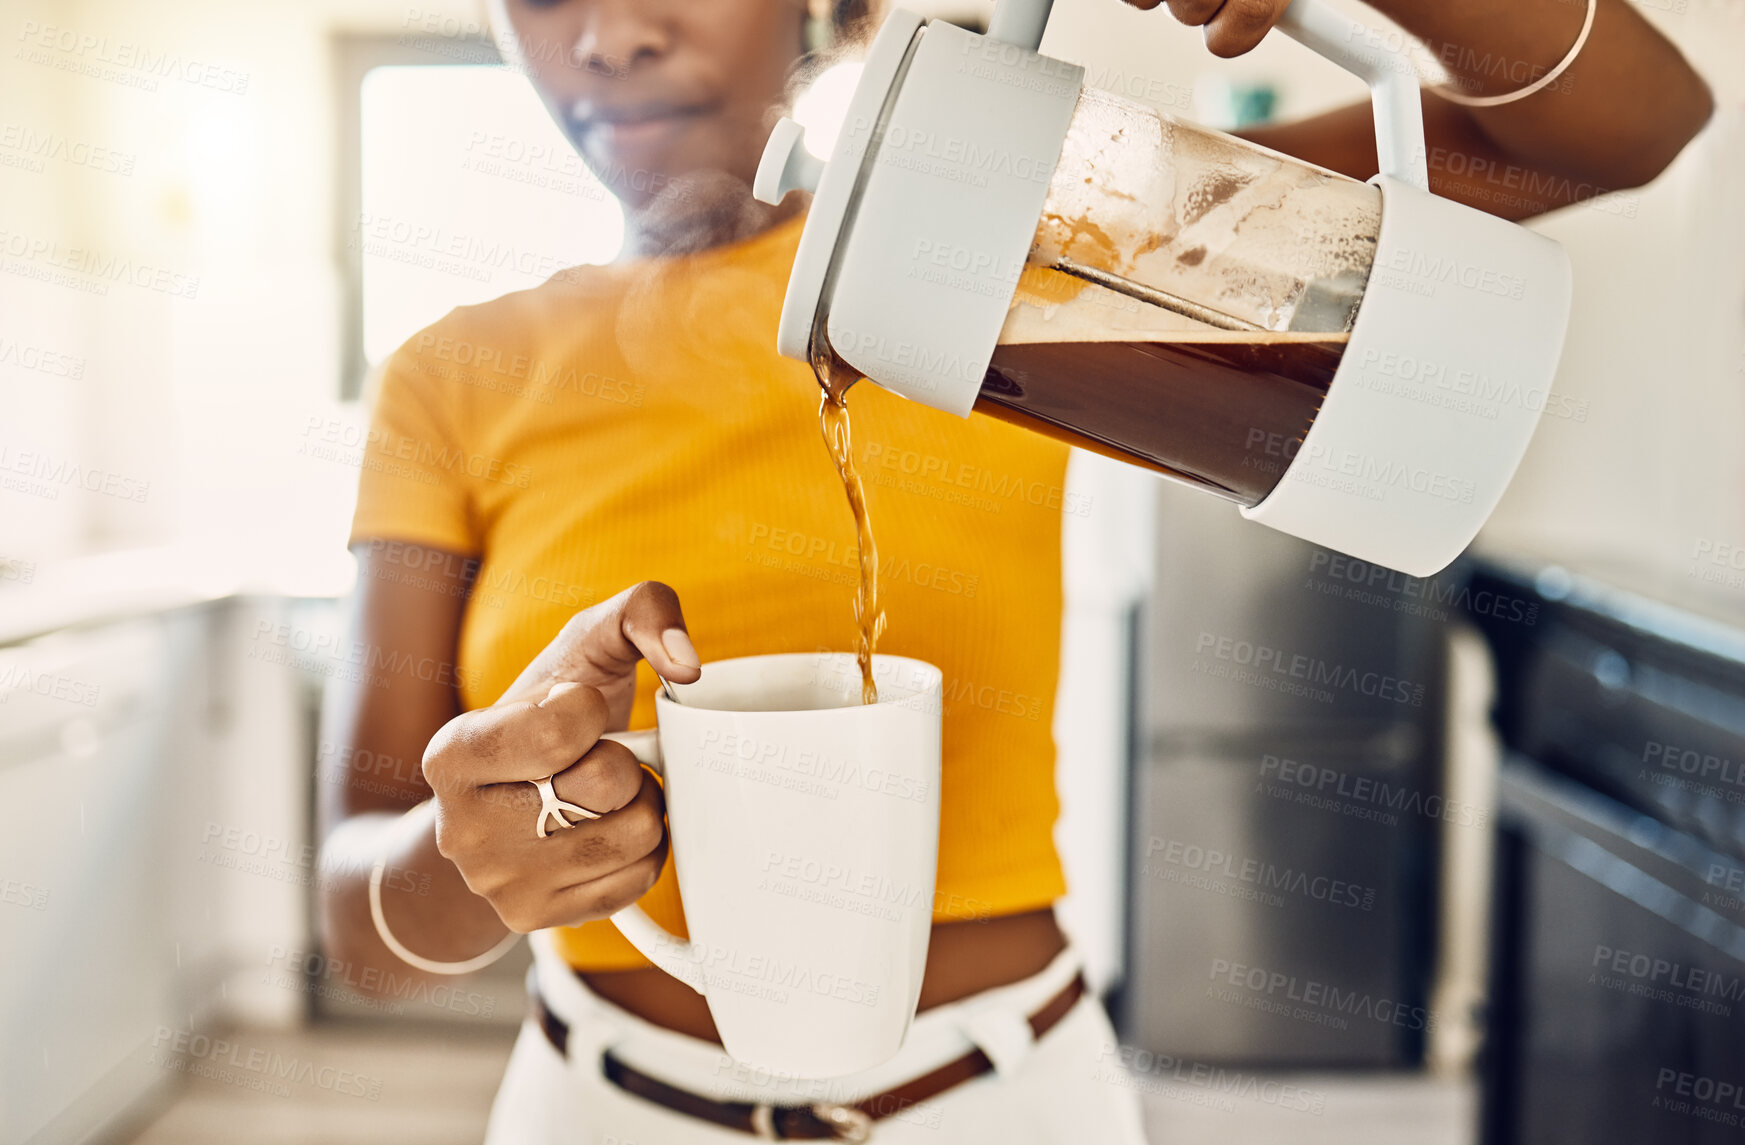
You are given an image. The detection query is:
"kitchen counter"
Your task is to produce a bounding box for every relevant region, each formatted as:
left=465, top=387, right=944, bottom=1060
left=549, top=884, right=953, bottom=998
left=0, top=543, right=356, bottom=647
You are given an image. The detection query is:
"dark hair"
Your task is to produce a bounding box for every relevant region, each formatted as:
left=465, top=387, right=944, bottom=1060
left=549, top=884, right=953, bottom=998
left=805, top=0, right=874, bottom=53
left=826, top=0, right=874, bottom=40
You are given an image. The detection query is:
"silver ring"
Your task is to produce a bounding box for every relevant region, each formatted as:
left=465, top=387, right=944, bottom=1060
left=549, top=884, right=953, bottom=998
left=531, top=776, right=601, bottom=838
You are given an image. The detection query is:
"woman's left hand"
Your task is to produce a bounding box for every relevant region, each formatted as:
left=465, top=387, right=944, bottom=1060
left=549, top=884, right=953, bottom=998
left=1122, top=0, right=1293, bottom=58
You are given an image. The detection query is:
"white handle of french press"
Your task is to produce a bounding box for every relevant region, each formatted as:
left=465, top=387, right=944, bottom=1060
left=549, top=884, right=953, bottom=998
left=1270, top=0, right=1429, bottom=190
left=984, top=0, right=1429, bottom=191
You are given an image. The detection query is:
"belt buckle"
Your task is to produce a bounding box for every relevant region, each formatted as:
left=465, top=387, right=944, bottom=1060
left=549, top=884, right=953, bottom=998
left=812, top=1103, right=874, bottom=1142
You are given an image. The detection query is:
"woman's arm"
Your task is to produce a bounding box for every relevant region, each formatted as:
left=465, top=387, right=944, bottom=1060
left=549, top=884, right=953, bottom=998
left=315, top=543, right=510, bottom=992
left=1154, top=0, right=1714, bottom=219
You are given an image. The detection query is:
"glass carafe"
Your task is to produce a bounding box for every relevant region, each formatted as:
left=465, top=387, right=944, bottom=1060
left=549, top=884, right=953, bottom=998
left=978, top=87, right=1383, bottom=504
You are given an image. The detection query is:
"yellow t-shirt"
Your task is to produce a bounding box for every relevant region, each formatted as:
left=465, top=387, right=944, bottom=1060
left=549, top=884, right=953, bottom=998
left=349, top=214, right=1073, bottom=970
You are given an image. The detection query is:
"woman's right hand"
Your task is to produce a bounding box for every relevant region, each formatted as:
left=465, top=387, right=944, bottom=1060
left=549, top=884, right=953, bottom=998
left=419, top=582, right=702, bottom=933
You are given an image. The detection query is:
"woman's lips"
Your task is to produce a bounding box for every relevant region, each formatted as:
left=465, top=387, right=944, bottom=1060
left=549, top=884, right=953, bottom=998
left=575, top=104, right=713, bottom=157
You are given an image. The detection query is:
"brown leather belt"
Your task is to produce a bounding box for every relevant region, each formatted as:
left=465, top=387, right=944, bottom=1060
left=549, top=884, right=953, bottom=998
left=531, top=971, right=1087, bottom=1141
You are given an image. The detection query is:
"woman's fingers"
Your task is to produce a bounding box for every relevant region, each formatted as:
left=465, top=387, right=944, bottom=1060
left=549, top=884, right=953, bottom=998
left=422, top=681, right=610, bottom=793
left=1201, top=0, right=1293, bottom=58
left=502, top=837, right=670, bottom=932
left=497, top=580, right=702, bottom=707
left=1166, top=0, right=1227, bottom=26
left=546, top=736, right=647, bottom=818
left=540, top=765, right=667, bottom=875
left=1140, top=0, right=1294, bottom=58
left=440, top=754, right=667, bottom=904
left=489, top=774, right=671, bottom=931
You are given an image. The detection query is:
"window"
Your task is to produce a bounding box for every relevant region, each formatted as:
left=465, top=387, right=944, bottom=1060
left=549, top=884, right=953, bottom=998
left=336, top=37, right=624, bottom=397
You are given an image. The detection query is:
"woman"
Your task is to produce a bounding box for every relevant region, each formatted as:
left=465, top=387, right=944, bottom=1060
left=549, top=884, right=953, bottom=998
left=317, top=0, right=1710, bottom=1141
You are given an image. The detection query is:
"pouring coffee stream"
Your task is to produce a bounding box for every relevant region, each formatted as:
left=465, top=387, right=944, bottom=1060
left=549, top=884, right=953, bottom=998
left=812, top=339, right=885, bottom=706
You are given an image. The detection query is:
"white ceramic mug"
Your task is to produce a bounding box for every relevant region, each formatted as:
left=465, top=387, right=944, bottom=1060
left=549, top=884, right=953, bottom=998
left=599, top=652, right=944, bottom=1078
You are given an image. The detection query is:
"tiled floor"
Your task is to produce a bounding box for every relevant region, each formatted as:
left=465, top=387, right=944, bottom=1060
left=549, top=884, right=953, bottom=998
left=125, top=1024, right=1474, bottom=1145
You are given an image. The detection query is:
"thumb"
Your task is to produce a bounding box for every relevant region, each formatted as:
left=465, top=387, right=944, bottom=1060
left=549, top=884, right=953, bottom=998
left=498, top=581, right=701, bottom=704
left=614, top=580, right=702, bottom=683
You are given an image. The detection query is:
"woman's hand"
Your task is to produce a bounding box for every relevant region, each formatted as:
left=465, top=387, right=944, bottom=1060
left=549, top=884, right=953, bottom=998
left=1123, top=0, right=1292, bottom=58
left=420, top=582, right=702, bottom=932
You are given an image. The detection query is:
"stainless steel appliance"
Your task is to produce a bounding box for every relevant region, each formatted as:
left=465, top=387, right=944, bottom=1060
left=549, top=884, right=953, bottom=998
left=1118, top=482, right=1448, bottom=1066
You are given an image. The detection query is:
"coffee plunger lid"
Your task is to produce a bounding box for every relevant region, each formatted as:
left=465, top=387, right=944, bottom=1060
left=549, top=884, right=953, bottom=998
left=753, top=9, right=923, bottom=368
left=753, top=7, right=1085, bottom=417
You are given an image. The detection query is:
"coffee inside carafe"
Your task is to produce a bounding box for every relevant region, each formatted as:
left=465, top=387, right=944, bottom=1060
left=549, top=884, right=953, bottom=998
left=971, top=88, right=1381, bottom=505
left=980, top=327, right=1344, bottom=506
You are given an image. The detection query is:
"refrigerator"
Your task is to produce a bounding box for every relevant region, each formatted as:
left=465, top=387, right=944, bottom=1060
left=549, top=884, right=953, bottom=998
left=1117, top=481, right=1449, bottom=1066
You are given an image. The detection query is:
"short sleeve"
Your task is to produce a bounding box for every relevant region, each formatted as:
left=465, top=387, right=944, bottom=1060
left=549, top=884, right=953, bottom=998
left=347, top=339, right=479, bottom=555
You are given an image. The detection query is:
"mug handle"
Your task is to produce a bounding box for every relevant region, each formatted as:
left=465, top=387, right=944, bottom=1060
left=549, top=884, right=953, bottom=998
left=596, top=729, right=706, bottom=995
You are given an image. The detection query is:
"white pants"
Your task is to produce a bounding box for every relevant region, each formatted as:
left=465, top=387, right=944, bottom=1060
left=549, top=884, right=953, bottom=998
left=484, top=931, right=1148, bottom=1143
